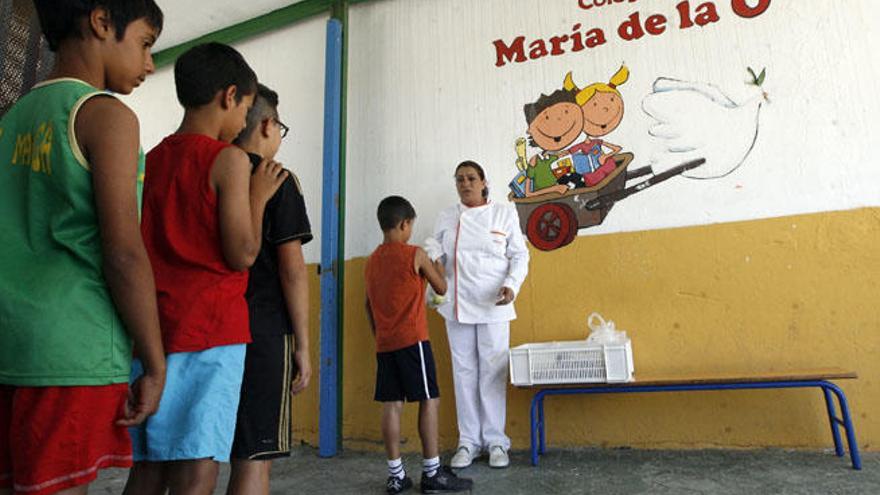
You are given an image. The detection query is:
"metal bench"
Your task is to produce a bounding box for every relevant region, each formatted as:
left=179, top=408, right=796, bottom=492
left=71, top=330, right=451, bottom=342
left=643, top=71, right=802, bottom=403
left=522, top=368, right=861, bottom=469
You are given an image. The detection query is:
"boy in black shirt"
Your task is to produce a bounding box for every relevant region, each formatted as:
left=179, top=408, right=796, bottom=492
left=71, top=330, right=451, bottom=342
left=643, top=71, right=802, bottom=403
left=228, top=83, right=313, bottom=494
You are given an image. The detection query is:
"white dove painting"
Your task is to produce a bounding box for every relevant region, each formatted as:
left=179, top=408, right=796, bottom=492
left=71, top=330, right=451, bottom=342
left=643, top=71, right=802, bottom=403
left=642, top=72, right=767, bottom=180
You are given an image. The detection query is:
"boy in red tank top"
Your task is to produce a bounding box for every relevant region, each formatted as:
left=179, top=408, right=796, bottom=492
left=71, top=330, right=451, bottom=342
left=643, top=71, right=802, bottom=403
left=365, top=196, right=473, bottom=494
left=124, top=43, right=287, bottom=495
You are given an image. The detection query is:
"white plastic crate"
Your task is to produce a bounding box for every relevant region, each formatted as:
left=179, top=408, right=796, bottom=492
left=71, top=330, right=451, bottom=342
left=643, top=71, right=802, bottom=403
left=509, top=339, right=634, bottom=385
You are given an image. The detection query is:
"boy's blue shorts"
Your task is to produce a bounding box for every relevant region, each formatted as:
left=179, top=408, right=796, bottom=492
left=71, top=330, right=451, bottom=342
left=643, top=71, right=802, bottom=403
left=128, top=344, right=246, bottom=462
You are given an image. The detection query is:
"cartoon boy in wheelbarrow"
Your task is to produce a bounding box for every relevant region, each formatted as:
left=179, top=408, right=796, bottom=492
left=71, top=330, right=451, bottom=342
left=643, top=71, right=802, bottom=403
left=518, top=89, right=584, bottom=197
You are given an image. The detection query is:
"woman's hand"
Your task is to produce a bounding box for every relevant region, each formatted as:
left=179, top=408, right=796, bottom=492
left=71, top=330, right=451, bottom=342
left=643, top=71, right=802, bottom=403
left=495, top=286, right=515, bottom=305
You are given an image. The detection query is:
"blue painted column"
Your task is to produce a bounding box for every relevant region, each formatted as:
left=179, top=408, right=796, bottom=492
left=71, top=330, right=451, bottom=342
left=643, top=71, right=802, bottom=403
left=319, top=17, right=343, bottom=458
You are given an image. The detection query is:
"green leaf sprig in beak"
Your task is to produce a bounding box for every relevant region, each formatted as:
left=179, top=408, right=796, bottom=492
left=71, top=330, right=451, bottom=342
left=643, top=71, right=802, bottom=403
left=747, top=66, right=769, bottom=102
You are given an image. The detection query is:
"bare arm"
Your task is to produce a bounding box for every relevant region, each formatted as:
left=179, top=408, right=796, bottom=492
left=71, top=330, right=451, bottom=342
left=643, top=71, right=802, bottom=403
left=524, top=178, right=566, bottom=198
left=603, top=141, right=622, bottom=154
left=210, top=149, right=286, bottom=270
left=365, top=296, right=376, bottom=335
left=278, top=240, right=311, bottom=395
left=76, top=96, right=165, bottom=425
left=600, top=141, right=622, bottom=162
left=415, top=247, right=447, bottom=295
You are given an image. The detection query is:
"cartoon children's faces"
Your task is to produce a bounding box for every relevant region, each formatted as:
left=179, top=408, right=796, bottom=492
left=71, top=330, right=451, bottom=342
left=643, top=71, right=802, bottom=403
left=582, top=91, right=624, bottom=138
left=564, top=66, right=629, bottom=138
left=104, top=17, right=159, bottom=94
left=527, top=101, right=584, bottom=152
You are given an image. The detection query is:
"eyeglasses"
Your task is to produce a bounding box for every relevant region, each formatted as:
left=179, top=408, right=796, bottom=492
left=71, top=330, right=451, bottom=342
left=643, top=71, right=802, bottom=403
left=274, top=118, right=290, bottom=139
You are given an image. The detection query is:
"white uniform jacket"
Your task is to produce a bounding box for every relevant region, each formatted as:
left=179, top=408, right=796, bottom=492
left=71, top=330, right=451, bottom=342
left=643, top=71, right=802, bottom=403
left=432, top=201, right=530, bottom=324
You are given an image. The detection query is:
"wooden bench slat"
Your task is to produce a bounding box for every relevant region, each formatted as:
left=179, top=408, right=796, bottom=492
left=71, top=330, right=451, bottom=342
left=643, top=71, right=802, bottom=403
left=515, top=368, right=857, bottom=389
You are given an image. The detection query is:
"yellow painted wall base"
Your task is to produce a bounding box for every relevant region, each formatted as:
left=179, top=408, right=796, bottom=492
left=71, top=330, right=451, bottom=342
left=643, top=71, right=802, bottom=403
left=290, top=267, right=321, bottom=447
left=296, top=207, right=880, bottom=452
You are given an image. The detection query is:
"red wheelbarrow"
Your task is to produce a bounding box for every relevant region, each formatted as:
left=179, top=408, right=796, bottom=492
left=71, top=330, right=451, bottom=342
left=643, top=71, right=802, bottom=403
left=508, top=153, right=705, bottom=251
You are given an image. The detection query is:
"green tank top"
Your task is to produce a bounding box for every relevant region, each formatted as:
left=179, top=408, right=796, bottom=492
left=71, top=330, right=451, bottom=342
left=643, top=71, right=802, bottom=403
left=0, top=78, right=145, bottom=386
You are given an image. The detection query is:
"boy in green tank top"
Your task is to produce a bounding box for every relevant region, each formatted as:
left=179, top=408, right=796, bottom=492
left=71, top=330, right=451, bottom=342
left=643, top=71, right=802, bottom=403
left=0, top=2, right=166, bottom=494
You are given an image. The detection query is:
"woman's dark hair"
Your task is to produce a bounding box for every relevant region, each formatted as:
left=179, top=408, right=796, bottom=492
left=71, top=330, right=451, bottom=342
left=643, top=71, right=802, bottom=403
left=174, top=42, right=257, bottom=108
left=455, top=160, right=489, bottom=199
left=34, top=0, right=164, bottom=52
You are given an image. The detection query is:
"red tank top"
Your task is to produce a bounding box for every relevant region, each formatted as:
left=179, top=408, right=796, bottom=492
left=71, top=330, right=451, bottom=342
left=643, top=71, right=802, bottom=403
left=141, top=134, right=250, bottom=353
left=365, top=243, right=428, bottom=353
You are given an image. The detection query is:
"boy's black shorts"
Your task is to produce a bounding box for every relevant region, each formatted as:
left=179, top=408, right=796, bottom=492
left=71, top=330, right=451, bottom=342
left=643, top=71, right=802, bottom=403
left=231, top=333, right=295, bottom=460
left=375, top=340, right=440, bottom=402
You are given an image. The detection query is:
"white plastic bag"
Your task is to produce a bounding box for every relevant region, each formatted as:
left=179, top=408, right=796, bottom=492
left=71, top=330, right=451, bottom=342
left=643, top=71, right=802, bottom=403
left=423, top=237, right=446, bottom=308
left=423, top=237, right=443, bottom=262
left=586, top=312, right=627, bottom=345
left=426, top=286, right=446, bottom=308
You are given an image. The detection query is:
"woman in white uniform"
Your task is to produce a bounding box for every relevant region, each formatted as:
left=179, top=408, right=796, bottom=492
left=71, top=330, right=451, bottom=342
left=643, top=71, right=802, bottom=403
left=431, top=161, right=529, bottom=469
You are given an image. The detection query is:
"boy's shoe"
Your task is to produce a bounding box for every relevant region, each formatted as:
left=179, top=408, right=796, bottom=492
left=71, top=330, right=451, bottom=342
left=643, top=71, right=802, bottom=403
left=420, top=465, right=473, bottom=494
left=449, top=445, right=478, bottom=468
left=387, top=475, right=413, bottom=494
left=488, top=445, right=510, bottom=468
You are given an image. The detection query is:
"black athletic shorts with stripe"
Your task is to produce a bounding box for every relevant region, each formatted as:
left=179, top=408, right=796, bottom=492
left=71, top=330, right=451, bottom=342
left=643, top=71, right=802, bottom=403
left=231, top=333, right=296, bottom=460
left=375, top=340, right=440, bottom=402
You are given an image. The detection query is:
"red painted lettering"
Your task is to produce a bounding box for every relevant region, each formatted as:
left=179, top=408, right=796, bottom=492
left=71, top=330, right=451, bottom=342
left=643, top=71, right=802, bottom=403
left=493, top=37, right=527, bottom=67
left=579, top=0, right=640, bottom=10
left=731, top=0, right=771, bottom=18
left=618, top=12, right=644, bottom=41
left=645, top=14, right=667, bottom=35
left=549, top=35, right=570, bottom=56
left=570, top=24, right=585, bottom=52
left=528, top=39, right=549, bottom=60
left=584, top=28, right=606, bottom=48
left=677, top=1, right=694, bottom=29
left=694, top=2, right=720, bottom=26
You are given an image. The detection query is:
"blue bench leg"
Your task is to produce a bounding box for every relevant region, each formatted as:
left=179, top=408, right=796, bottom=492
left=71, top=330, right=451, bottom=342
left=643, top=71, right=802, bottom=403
left=539, top=395, right=546, bottom=455
left=530, top=392, right=541, bottom=466
left=824, top=382, right=862, bottom=470
left=822, top=387, right=845, bottom=457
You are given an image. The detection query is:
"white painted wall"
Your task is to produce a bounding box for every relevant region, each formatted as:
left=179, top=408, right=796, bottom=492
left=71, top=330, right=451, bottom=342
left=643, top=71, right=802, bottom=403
left=152, top=0, right=311, bottom=51
left=124, top=15, right=329, bottom=264
left=345, top=0, right=880, bottom=258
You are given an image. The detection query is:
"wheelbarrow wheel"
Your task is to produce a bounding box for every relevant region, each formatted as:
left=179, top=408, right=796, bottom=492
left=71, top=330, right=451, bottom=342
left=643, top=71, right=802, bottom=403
left=526, top=203, right=577, bottom=251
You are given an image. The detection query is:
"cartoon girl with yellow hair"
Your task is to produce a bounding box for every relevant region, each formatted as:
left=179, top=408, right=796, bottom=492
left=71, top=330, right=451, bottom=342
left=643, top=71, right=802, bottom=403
left=561, top=65, right=629, bottom=187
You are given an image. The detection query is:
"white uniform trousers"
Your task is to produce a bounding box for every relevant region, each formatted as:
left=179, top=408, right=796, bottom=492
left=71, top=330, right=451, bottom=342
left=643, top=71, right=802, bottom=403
left=444, top=319, right=511, bottom=451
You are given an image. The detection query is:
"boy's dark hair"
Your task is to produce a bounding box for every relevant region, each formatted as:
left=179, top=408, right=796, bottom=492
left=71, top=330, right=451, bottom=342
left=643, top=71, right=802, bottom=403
left=233, top=83, right=279, bottom=146
left=455, top=160, right=489, bottom=199
left=377, top=196, right=416, bottom=232
left=174, top=42, right=257, bottom=108
left=523, top=89, right=577, bottom=125
left=34, top=0, right=164, bottom=52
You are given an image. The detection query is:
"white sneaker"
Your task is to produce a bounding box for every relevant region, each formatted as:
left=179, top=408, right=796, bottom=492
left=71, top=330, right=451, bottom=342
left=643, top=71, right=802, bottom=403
left=488, top=445, right=510, bottom=468
left=450, top=445, right=478, bottom=468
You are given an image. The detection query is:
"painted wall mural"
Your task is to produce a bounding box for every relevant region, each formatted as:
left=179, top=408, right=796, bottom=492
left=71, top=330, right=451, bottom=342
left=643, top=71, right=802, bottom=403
left=344, top=0, right=879, bottom=259
left=643, top=69, right=766, bottom=179
left=492, top=0, right=772, bottom=68
left=508, top=63, right=766, bottom=251
left=488, top=1, right=780, bottom=250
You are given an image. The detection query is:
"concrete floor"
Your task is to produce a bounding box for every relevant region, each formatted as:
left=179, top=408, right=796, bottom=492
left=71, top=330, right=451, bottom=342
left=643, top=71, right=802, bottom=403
left=92, top=446, right=877, bottom=494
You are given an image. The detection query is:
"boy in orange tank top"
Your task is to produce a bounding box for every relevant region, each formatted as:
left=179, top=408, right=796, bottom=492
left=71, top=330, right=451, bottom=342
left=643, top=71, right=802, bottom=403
left=365, top=196, right=473, bottom=494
